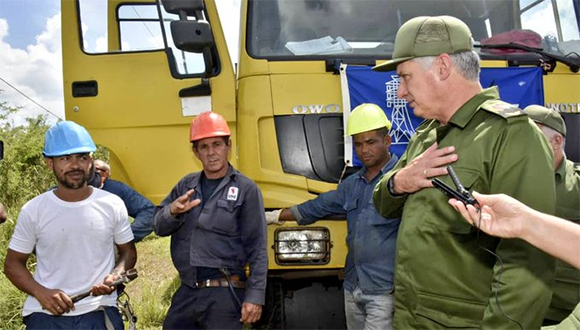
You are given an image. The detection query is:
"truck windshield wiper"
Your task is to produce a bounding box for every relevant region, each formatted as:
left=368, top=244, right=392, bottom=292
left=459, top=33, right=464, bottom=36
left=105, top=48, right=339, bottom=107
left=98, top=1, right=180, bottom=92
left=478, top=42, right=580, bottom=73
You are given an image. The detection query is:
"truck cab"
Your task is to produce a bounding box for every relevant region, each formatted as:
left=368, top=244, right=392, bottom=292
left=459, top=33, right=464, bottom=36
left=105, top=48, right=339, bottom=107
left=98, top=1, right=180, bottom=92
left=62, top=0, right=580, bottom=327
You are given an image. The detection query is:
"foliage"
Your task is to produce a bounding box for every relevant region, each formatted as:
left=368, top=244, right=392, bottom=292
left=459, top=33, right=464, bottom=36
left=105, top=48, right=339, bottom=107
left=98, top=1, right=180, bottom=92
left=0, top=101, right=52, bottom=329
left=0, top=107, right=54, bottom=208
left=124, top=236, right=178, bottom=329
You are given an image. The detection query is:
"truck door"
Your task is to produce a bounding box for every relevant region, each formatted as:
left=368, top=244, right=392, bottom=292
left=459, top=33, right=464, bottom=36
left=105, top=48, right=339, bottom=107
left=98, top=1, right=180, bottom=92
left=62, top=0, right=235, bottom=202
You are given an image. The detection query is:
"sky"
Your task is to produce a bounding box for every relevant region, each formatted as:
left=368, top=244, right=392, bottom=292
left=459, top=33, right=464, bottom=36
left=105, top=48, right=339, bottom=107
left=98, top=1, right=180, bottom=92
left=0, top=0, right=63, bottom=124
left=0, top=0, right=240, bottom=125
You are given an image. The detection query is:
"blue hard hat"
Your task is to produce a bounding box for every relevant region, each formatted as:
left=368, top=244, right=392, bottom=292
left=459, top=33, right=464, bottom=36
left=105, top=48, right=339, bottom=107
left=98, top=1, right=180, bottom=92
left=43, top=121, right=96, bottom=157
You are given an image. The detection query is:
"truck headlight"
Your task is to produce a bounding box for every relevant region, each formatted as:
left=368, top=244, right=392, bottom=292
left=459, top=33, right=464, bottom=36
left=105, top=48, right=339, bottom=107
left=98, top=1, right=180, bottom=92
left=274, top=227, right=331, bottom=265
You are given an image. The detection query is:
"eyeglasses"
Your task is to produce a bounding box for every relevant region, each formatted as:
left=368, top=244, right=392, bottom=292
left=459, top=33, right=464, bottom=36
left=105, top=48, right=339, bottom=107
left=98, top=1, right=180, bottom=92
left=95, top=168, right=106, bottom=174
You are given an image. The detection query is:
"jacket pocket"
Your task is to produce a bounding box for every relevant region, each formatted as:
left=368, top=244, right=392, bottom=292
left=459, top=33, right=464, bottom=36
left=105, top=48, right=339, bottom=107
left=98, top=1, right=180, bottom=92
left=344, top=198, right=358, bottom=212
left=212, top=199, right=241, bottom=235
left=426, top=168, right=480, bottom=234
left=344, top=199, right=358, bottom=242
left=415, top=291, right=485, bottom=329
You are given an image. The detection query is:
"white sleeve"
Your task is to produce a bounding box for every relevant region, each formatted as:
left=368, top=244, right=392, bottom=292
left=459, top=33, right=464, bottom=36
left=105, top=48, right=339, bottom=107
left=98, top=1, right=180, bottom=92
left=114, top=201, right=134, bottom=244
left=8, top=209, right=37, bottom=254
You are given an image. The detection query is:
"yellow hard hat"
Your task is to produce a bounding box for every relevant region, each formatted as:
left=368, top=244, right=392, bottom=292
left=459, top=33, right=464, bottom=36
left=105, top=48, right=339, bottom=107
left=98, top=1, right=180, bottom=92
left=346, top=103, right=392, bottom=136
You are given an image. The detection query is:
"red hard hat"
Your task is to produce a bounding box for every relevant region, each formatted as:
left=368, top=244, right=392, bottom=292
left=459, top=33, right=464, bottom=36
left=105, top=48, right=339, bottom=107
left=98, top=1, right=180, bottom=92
left=190, top=111, right=231, bottom=142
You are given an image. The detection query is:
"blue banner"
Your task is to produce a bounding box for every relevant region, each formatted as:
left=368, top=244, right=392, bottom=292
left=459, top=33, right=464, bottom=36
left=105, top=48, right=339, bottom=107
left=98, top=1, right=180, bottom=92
left=344, top=66, right=544, bottom=166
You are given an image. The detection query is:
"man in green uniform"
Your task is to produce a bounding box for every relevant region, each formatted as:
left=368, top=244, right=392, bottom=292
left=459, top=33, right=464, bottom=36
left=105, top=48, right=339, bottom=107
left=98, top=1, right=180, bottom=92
left=372, top=16, right=556, bottom=329
left=524, top=105, right=580, bottom=325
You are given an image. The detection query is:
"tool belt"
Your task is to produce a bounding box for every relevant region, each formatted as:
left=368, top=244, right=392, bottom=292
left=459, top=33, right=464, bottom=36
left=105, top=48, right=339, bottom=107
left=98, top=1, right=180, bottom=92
left=196, top=275, right=246, bottom=289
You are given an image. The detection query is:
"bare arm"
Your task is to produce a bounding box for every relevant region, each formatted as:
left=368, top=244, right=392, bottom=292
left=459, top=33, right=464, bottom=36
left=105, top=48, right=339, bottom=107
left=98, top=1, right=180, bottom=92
left=90, top=241, right=137, bottom=296
left=114, top=241, right=137, bottom=273
left=4, top=249, right=73, bottom=315
left=278, top=209, right=294, bottom=220
left=450, top=192, right=580, bottom=269
left=523, top=209, right=580, bottom=269
left=265, top=208, right=294, bottom=224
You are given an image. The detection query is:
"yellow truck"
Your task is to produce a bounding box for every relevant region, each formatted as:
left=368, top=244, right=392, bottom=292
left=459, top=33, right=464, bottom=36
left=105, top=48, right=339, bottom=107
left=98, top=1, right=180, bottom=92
left=62, top=0, right=579, bottom=327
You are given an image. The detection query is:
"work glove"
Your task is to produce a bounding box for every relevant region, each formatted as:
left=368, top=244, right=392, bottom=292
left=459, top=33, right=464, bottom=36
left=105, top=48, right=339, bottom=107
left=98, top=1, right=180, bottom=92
left=265, top=209, right=283, bottom=225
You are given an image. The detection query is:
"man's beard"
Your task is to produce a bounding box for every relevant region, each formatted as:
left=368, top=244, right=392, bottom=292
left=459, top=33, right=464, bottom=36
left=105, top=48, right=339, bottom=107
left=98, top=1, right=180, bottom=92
left=55, top=169, right=89, bottom=189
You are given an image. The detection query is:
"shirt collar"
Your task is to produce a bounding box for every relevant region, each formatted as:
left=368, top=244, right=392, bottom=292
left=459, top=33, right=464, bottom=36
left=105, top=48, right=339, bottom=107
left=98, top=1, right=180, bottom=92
left=555, top=158, right=567, bottom=181
left=448, top=87, right=500, bottom=129
left=189, top=163, right=237, bottom=189
left=358, top=153, right=399, bottom=180
left=381, top=153, right=399, bottom=174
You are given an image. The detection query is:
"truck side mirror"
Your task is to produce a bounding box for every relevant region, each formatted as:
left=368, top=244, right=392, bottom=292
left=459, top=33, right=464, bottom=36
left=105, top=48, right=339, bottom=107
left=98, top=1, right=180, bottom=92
left=160, top=0, right=216, bottom=78
left=170, top=20, right=214, bottom=53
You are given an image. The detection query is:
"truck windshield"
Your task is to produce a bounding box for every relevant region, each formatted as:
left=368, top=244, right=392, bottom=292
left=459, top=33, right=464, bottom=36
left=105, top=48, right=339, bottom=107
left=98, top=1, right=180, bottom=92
left=247, top=0, right=580, bottom=60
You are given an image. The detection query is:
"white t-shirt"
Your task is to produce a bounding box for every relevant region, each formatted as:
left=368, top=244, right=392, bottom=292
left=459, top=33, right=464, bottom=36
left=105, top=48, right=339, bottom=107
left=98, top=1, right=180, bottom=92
left=8, top=187, right=134, bottom=316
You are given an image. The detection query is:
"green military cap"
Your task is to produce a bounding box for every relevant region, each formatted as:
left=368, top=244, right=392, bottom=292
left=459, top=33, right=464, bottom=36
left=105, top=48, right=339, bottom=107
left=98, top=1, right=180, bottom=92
left=524, top=105, right=567, bottom=136
left=373, top=16, right=474, bottom=72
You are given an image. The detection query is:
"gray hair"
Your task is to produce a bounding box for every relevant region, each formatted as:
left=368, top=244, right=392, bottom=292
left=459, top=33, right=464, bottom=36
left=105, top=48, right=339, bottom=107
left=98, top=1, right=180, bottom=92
left=410, top=18, right=480, bottom=81
left=412, top=51, right=480, bottom=81
left=539, top=125, right=566, bottom=150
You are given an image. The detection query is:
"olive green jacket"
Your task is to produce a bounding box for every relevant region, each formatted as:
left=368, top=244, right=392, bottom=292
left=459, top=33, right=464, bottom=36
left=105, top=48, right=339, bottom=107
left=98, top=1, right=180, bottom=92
left=546, top=159, right=580, bottom=322
left=374, top=88, right=556, bottom=329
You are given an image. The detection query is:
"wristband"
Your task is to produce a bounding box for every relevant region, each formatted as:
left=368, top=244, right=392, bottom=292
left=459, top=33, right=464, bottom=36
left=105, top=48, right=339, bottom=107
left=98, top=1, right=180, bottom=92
left=388, top=175, right=406, bottom=197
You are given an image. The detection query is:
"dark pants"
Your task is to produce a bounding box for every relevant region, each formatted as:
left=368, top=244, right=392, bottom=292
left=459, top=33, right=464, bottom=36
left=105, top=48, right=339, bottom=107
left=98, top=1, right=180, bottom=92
left=163, top=283, right=245, bottom=330
left=23, top=306, right=123, bottom=330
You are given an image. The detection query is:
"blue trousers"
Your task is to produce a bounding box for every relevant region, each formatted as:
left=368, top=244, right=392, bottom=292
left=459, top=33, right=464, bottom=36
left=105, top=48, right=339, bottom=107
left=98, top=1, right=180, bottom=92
left=344, top=285, right=394, bottom=330
left=163, top=283, right=245, bottom=329
left=23, top=306, right=123, bottom=330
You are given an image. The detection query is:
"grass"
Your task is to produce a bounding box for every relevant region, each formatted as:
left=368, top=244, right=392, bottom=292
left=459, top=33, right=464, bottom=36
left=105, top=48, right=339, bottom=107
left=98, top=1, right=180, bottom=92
left=0, top=232, right=178, bottom=330
left=0, top=275, right=26, bottom=329
left=0, top=208, right=27, bottom=330
left=124, top=235, right=179, bottom=329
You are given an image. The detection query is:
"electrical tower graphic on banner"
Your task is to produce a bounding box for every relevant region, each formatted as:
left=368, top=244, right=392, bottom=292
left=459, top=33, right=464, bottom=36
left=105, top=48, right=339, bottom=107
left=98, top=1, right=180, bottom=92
left=386, top=76, right=415, bottom=145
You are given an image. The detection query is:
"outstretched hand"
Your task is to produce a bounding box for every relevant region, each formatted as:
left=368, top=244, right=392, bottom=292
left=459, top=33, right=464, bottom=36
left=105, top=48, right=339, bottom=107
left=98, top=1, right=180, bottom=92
left=265, top=209, right=283, bottom=225
left=448, top=192, right=525, bottom=239
left=170, top=189, right=201, bottom=216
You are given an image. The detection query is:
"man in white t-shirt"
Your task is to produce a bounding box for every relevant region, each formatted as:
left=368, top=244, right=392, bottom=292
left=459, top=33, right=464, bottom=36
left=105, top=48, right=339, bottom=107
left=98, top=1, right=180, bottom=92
left=4, top=121, right=136, bottom=330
